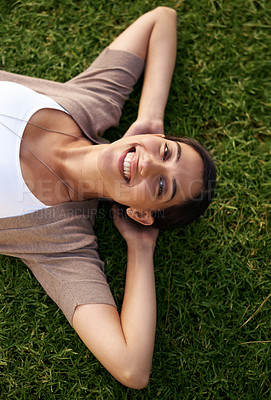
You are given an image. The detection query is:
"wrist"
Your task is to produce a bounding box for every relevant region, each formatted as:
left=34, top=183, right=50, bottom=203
left=135, top=117, right=164, bottom=134
left=127, top=240, right=156, bottom=254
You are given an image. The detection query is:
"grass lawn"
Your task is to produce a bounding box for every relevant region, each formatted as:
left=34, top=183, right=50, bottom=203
left=0, top=0, right=270, bottom=398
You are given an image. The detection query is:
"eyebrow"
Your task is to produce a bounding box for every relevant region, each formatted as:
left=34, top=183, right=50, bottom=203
left=176, top=141, right=181, bottom=162
left=168, top=179, right=177, bottom=202
left=167, top=142, right=181, bottom=202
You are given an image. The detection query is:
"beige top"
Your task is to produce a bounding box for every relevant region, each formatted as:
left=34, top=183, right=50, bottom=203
left=0, top=48, right=144, bottom=325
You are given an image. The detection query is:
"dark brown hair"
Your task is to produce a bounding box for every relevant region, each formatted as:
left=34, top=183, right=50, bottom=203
left=151, top=136, right=216, bottom=230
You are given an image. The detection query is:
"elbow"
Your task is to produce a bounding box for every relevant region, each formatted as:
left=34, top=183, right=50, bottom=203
left=155, top=6, right=177, bottom=20
left=119, top=368, right=150, bottom=389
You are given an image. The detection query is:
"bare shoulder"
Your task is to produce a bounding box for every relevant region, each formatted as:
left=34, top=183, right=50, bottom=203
left=28, top=108, right=84, bottom=139
left=19, top=108, right=87, bottom=205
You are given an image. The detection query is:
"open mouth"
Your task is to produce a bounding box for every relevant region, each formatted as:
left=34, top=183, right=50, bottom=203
left=122, top=146, right=136, bottom=183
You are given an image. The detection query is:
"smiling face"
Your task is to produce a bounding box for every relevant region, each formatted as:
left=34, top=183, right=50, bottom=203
left=97, top=134, right=203, bottom=223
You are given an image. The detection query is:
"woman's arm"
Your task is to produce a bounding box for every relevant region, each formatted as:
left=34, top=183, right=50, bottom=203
left=109, top=6, right=177, bottom=136
left=72, top=209, right=158, bottom=389
left=73, top=10, right=173, bottom=386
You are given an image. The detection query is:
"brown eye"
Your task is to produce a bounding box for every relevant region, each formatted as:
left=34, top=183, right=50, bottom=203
left=163, top=143, right=168, bottom=161
left=158, top=178, right=164, bottom=196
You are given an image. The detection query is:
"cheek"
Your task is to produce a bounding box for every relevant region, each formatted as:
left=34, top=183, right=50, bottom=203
left=108, top=181, right=131, bottom=204
left=130, top=180, right=156, bottom=205
left=109, top=179, right=156, bottom=207
left=106, top=182, right=150, bottom=205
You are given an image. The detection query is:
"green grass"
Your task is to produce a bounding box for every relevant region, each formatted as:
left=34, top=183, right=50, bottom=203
left=0, top=0, right=270, bottom=398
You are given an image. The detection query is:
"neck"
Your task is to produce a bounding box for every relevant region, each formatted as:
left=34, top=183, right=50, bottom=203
left=61, top=141, right=111, bottom=200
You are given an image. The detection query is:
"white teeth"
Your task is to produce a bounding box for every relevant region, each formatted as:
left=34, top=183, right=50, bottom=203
left=123, top=151, right=134, bottom=180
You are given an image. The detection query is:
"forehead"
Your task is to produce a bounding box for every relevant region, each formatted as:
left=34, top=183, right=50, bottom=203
left=166, top=141, right=204, bottom=207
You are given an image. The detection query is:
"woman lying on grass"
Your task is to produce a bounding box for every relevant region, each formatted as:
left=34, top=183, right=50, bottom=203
left=0, top=7, right=216, bottom=388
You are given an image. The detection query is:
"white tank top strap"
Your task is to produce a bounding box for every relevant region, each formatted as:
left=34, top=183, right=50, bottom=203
left=0, top=81, right=69, bottom=218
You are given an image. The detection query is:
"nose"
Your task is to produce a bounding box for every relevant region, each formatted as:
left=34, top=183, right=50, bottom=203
left=140, top=153, right=161, bottom=177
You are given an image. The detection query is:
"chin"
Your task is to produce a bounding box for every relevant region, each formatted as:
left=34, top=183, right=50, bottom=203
left=97, top=151, right=112, bottom=178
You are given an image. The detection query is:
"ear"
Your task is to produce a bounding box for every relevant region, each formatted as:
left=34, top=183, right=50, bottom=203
left=126, top=208, right=154, bottom=226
